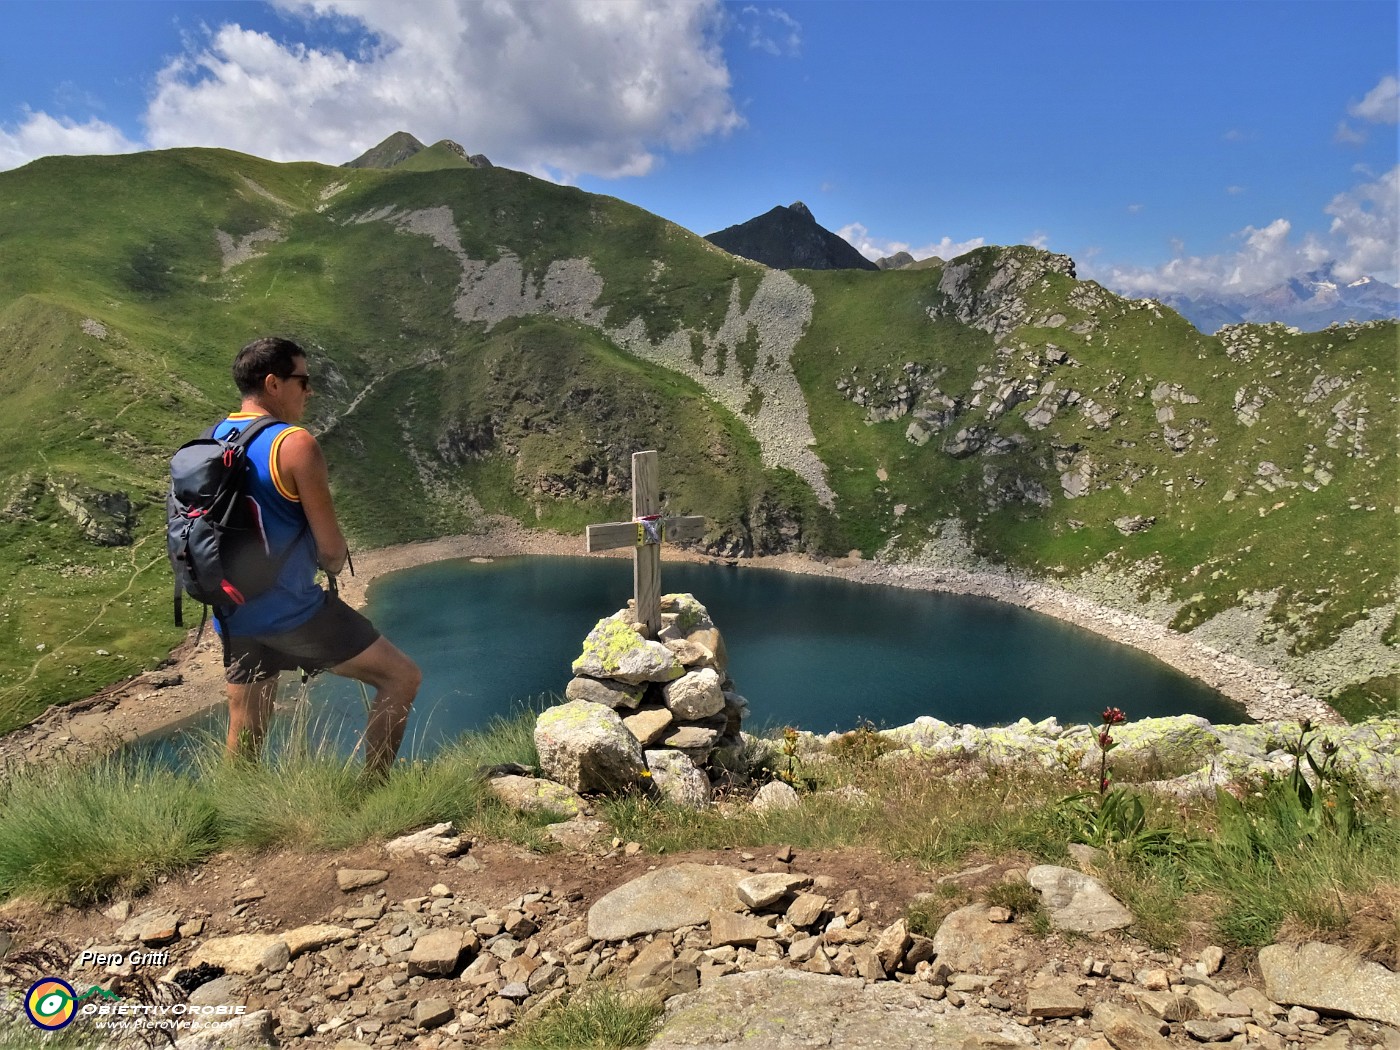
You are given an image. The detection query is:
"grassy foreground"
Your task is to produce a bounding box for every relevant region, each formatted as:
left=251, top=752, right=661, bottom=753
left=1, top=709, right=1396, bottom=976
left=0, top=713, right=1396, bottom=1049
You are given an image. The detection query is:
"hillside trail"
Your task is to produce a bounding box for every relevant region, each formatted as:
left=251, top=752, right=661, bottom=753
left=7, top=535, right=162, bottom=696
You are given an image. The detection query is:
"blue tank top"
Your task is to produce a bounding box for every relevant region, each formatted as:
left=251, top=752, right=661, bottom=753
left=212, top=412, right=324, bottom=636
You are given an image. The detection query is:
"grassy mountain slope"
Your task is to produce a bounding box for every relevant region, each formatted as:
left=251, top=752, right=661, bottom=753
left=0, top=148, right=1393, bottom=731
left=794, top=254, right=1395, bottom=715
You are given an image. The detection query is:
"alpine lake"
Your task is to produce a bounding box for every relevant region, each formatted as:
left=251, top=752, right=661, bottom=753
left=149, top=556, right=1246, bottom=765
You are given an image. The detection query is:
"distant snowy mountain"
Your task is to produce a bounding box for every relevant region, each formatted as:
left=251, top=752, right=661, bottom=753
left=1153, top=267, right=1399, bottom=333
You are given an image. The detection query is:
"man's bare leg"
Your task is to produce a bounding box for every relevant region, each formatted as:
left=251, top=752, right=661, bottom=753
left=331, top=637, right=422, bottom=777
left=226, top=676, right=279, bottom=761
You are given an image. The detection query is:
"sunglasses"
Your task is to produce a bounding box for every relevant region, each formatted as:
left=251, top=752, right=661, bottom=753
left=281, top=372, right=311, bottom=390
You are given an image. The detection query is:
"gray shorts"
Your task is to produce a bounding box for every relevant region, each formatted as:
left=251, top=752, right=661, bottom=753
left=225, top=592, right=381, bottom=685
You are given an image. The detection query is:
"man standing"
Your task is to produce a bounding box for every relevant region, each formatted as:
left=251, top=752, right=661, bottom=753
left=213, top=336, right=420, bottom=777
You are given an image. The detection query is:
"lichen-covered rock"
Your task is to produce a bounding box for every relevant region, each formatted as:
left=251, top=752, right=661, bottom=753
left=565, top=621, right=680, bottom=686
left=487, top=774, right=587, bottom=818
left=663, top=668, right=725, bottom=720
left=534, top=700, right=646, bottom=793
left=1070, top=715, right=1222, bottom=780
left=645, top=750, right=712, bottom=809
left=661, top=593, right=714, bottom=634
left=572, top=616, right=683, bottom=684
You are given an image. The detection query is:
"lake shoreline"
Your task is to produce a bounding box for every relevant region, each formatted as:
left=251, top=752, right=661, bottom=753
left=0, top=517, right=1341, bottom=773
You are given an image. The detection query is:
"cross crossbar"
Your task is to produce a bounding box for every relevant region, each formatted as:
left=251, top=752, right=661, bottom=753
left=584, top=450, right=705, bottom=637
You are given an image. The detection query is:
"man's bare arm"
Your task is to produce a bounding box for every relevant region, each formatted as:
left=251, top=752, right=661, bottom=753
left=276, top=428, right=349, bottom=574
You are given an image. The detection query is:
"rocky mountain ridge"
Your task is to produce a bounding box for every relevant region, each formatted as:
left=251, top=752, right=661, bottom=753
left=344, top=131, right=491, bottom=171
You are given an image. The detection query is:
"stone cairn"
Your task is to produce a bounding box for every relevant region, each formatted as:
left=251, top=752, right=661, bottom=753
left=532, top=593, right=748, bottom=809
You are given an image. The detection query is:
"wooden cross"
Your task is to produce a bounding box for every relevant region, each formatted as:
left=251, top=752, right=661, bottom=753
left=586, top=450, right=706, bottom=638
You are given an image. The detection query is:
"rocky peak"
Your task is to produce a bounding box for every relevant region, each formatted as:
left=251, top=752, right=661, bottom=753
left=343, top=131, right=426, bottom=169
left=344, top=132, right=490, bottom=171
left=876, top=251, right=916, bottom=271
left=705, top=202, right=879, bottom=272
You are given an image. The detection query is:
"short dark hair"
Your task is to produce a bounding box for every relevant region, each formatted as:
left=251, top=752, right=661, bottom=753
left=233, top=336, right=305, bottom=395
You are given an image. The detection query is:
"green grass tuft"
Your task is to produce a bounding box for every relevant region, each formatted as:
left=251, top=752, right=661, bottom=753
left=504, top=982, right=664, bottom=1050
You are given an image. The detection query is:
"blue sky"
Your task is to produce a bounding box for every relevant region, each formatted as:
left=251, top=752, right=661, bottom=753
left=1, top=1, right=1396, bottom=295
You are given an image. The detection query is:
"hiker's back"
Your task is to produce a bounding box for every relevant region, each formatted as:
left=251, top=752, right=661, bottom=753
left=210, top=412, right=322, bottom=635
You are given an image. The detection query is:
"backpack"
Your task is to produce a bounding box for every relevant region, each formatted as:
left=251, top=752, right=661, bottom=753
left=166, top=416, right=307, bottom=650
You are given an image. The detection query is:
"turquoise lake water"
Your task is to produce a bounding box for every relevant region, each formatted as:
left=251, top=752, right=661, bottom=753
left=150, top=556, right=1246, bottom=762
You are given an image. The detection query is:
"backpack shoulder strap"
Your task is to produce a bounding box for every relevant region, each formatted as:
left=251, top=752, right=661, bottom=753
left=226, top=414, right=285, bottom=449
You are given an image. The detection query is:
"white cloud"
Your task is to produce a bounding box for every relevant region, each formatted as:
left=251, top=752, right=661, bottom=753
left=1348, top=74, right=1399, bottom=125
left=1324, top=165, right=1400, bottom=282
left=0, top=111, right=141, bottom=170
left=1093, top=166, right=1400, bottom=294
left=1333, top=120, right=1368, bottom=146
left=140, top=0, right=742, bottom=179
left=736, top=5, right=801, bottom=56
left=1126, top=203, right=1145, bottom=214
left=837, top=222, right=986, bottom=264
left=1226, top=185, right=1246, bottom=196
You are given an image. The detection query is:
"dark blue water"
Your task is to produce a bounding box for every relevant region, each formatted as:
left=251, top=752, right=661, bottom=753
left=147, top=556, right=1245, bottom=763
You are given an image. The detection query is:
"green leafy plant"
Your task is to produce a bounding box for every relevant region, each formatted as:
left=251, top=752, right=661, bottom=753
left=1056, top=708, right=1199, bottom=859
left=1214, top=720, right=1360, bottom=858
left=1057, top=786, right=1198, bottom=859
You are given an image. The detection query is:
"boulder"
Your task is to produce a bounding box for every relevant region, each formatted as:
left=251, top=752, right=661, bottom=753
left=736, top=873, right=810, bottom=910
left=1027, top=865, right=1134, bottom=932
left=1027, top=983, right=1087, bottom=1018
left=336, top=868, right=388, bottom=892
left=543, top=816, right=609, bottom=851
left=171, top=1009, right=275, bottom=1050
left=487, top=774, right=587, bottom=818
left=1259, top=941, right=1400, bottom=1026
left=383, top=822, right=467, bottom=859
left=622, top=705, right=674, bottom=747
left=587, top=863, right=750, bottom=941
left=1092, top=1003, right=1175, bottom=1050
left=189, top=935, right=290, bottom=975
left=572, top=617, right=683, bottom=684
left=645, top=750, right=712, bottom=809
left=751, top=781, right=800, bottom=813
left=709, top=909, right=779, bottom=948
left=534, top=700, right=647, bottom=794
left=1114, top=514, right=1156, bottom=536
left=648, top=970, right=1039, bottom=1050
left=408, top=929, right=467, bottom=977
left=663, top=668, right=725, bottom=720
left=282, top=924, right=354, bottom=960
left=565, top=676, right=646, bottom=709
left=662, top=723, right=722, bottom=764
left=929, top=904, right=1020, bottom=971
